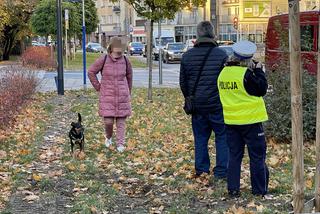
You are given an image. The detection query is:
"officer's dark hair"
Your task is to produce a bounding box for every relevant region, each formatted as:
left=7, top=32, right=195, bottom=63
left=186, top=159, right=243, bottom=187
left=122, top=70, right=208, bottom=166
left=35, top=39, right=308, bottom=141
left=196, top=21, right=215, bottom=39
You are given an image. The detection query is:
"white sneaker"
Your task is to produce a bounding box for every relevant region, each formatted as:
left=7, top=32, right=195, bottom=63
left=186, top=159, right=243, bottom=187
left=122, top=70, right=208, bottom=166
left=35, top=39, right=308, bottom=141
left=105, top=138, right=113, bottom=148
left=117, top=145, right=125, bottom=152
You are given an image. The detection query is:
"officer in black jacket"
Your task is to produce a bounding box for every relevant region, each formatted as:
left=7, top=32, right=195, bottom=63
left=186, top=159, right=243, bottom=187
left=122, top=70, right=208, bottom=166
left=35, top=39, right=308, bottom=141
left=180, top=21, right=229, bottom=179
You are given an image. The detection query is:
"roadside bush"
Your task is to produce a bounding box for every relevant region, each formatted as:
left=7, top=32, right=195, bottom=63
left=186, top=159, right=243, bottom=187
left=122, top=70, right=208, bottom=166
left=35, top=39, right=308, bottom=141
left=21, top=46, right=56, bottom=70
left=0, top=66, right=39, bottom=130
left=264, top=70, right=316, bottom=142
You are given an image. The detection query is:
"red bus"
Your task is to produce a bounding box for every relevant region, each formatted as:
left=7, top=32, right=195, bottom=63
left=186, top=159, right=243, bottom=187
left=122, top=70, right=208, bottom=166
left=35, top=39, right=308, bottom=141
left=265, top=11, right=319, bottom=74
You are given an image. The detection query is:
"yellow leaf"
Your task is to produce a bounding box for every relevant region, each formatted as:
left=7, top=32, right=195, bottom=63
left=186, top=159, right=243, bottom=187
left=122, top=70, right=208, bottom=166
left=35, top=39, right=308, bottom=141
left=19, top=149, right=30, bottom=156
left=79, top=164, right=86, bottom=172
left=112, top=183, right=121, bottom=190
left=67, top=163, right=76, bottom=171
left=306, top=179, right=313, bottom=189
left=32, top=174, right=42, bottom=182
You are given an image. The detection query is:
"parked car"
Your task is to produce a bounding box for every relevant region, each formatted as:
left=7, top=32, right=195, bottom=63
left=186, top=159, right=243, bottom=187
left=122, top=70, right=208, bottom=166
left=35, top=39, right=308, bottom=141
left=86, top=42, right=104, bottom=53
left=162, top=43, right=185, bottom=63
left=32, top=41, right=46, bottom=47
left=128, top=42, right=144, bottom=55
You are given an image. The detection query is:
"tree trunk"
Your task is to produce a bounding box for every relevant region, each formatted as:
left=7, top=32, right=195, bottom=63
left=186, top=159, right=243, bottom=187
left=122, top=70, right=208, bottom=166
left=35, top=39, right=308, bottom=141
left=315, top=13, right=320, bottom=212
left=288, top=0, right=304, bottom=213
left=147, top=19, right=154, bottom=101
left=3, top=35, right=14, bottom=61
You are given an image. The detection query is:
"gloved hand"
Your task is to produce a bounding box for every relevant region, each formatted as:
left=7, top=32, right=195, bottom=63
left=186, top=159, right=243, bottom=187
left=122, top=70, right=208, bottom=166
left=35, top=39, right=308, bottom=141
left=248, top=59, right=263, bottom=72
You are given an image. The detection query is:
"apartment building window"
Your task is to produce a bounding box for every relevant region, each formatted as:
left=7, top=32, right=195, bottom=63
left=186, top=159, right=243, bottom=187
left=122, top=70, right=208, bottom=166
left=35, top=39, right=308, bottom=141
left=306, top=0, right=317, bottom=10
left=235, top=7, right=239, bottom=15
left=107, top=15, right=112, bottom=24
left=114, top=15, right=120, bottom=24
left=102, top=16, right=107, bottom=24
left=228, top=8, right=232, bottom=16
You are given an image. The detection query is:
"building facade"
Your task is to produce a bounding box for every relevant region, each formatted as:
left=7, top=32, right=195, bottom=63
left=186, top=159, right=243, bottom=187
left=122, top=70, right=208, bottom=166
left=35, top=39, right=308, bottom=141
left=93, top=0, right=210, bottom=45
left=217, top=0, right=319, bottom=44
left=92, top=0, right=130, bottom=47
left=130, top=1, right=211, bottom=44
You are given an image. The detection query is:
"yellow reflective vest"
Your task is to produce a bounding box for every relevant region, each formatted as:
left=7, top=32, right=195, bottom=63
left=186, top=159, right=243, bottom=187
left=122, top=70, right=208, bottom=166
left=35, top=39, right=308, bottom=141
left=218, top=66, right=268, bottom=125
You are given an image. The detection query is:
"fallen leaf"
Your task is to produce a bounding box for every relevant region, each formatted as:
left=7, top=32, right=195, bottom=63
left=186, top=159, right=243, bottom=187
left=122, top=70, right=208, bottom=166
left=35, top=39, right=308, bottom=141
left=78, top=152, right=86, bottom=160
left=231, top=205, right=245, bottom=214
left=256, top=205, right=264, bottom=212
left=247, top=200, right=255, bottom=208
left=23, top=194, right=39, bottom=202
left=306, top=179, right=313, bottom=189
left=0, top=150, right=7, bottom=159
left=90, top=206, right=98, bottom=214
left=32, top=174, right=42, bottom=182
left=268, top=155, right=280, bottom=167
left=66, top=163, right=76, bottom=171
left=79, top=164, right=86, bottom=172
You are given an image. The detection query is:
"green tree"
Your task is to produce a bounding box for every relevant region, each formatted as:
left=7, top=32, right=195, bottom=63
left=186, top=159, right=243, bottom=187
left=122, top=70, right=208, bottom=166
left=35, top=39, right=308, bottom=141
left=0, top=0, right=37, bottom=60
left=75, top=0, right=99, bottom=35
left=30, top=0, right=98, bottom=40
left=111, top=0, right=206, bottom=100
left=30, top=0, right=81, bottom=40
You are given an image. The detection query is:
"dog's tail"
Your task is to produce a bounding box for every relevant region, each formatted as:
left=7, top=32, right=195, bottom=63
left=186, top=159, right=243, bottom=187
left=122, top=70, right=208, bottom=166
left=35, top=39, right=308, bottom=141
left=78, top=113, right=82, bottom=123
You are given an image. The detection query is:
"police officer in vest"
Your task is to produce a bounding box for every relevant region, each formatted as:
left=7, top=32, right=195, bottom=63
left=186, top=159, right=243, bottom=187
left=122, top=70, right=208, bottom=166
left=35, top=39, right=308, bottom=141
left=218, top=41, right=269, bottom=197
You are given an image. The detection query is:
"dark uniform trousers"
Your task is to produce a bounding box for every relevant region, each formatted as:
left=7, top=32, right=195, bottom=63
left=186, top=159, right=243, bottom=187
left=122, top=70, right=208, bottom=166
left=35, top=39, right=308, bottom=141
left=226, top=122, right=269, bottom=195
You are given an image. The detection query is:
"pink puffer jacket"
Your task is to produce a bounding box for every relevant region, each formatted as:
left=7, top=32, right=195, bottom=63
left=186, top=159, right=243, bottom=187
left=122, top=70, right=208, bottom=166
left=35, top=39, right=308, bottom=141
left=88, top=54, right=133, bottom=117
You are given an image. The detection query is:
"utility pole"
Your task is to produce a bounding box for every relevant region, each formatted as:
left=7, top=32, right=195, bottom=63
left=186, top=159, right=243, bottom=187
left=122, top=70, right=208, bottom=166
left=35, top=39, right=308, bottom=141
left=56, top=0, right=64, bottom=95
left=65, top=9, right=69, bottom=69
left=158, top=21, right=162, bottom=85
left=146, top=20, right=153, bottom=101
left=315, top=12, right=320, bottom=212
left=288, top=0, right=304, bottom=212
left=82, top=0, right=87, bottom=88
left=210, top=0, right=218, bottom=37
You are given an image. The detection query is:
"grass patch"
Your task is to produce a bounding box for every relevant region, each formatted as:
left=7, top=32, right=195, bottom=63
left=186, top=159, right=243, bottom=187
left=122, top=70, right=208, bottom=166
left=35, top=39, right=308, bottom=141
left=64, top=52, right=148, bottom=70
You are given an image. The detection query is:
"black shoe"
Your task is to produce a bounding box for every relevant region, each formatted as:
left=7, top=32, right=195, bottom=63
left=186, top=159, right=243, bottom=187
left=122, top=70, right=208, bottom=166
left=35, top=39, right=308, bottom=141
left=228, top=190, right=240, bottom=198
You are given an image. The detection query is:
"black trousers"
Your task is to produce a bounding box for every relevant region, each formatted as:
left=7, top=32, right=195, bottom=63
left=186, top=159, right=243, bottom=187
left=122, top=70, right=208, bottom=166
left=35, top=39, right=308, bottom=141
left=226, top=123, right=269, bottom=195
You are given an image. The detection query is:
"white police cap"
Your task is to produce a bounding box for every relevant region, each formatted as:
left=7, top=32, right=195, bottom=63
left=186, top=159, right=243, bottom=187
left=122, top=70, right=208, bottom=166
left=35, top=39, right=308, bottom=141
left=232, top=40, right=257, bottom=60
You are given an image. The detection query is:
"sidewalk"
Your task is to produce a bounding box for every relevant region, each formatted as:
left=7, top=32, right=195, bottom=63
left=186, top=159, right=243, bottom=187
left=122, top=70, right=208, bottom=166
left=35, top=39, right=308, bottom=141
left=38, top=68, right=179, bottom=92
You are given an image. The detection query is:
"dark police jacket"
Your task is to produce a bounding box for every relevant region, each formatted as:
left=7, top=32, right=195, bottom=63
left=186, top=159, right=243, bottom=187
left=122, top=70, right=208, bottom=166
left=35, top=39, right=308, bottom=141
left=224, top=62, right=268, bottom=97
left=179, top=37, right=228, bottom=120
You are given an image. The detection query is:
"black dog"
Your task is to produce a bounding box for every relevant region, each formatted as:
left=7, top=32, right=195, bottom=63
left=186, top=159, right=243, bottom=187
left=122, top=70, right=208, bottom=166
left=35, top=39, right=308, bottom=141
left=69, top=113, right=84, bottom=154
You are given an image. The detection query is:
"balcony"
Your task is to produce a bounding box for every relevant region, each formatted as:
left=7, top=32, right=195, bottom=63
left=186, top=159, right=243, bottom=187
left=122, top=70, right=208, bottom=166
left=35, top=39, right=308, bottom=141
left=113, top=6, right=120, bottom=14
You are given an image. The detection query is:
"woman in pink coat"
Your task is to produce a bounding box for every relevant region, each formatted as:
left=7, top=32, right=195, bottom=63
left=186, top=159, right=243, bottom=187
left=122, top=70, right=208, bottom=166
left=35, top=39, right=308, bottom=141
left=88, top=37, right=133, bottom=152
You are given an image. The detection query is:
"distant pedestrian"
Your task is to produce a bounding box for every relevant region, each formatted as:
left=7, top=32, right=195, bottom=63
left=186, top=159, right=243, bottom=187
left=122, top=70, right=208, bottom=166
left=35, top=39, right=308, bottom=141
left=217, top=41, right=269, bottom=197
left=180, top=21, right=229, bottom=179
left=88, top=37, right=133, bottom=153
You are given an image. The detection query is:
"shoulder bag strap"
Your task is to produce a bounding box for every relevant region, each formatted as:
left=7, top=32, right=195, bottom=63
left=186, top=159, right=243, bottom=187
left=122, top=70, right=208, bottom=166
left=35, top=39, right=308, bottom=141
left=190, top=46, right=214, bottom=96
left=124, top=55, right=129, bottom=74
left=100, top=54, right=108, bottom=73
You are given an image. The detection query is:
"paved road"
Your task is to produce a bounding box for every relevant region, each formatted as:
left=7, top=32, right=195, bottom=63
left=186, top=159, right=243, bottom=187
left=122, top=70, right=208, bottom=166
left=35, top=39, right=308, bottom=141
left=0, top=56, right=181, bottom=92
left=38, top=67, right=180, bottom=92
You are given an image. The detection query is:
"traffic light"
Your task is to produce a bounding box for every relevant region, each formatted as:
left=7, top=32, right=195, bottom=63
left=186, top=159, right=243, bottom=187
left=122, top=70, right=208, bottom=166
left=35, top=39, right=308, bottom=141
left=233, top=17, right=239, bottom=30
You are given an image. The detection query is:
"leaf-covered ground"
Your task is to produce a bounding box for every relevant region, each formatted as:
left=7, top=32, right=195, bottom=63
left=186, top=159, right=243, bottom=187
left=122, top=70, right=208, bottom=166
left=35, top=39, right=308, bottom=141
left=0, top=88, right=317, bottom=213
